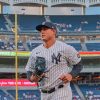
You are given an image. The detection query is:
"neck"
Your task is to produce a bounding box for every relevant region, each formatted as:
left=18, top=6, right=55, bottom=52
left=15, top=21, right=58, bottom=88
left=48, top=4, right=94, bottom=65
left=44, top=38, right=56, bottom=48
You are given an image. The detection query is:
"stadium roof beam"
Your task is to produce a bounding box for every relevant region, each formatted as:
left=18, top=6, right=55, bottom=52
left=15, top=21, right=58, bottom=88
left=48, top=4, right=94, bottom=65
left=13, top=0, right=48, bottom=7
left=89, top=0, right=100, bottom=7
left=51, top=0, right=86, bottom=7
left=0, top=0, right=10, bottom=5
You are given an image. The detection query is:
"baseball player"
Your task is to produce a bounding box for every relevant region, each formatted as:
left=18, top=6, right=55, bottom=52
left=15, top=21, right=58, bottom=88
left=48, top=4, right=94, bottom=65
left=25, top=21, right=83, bottom=100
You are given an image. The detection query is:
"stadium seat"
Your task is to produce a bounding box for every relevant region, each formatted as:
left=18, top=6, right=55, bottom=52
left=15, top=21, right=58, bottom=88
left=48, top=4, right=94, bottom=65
left=86, top=42, right=100, bottom=51
left=7, top=90, right=41, bottom=100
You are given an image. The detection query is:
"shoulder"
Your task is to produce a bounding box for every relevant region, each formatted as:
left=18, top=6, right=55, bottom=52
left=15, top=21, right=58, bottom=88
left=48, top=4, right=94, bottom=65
left=56, top=40, right=73, bottom=49
left=56, top=40, right=77, bottom=53
left=31, top=44, right=43, bottom=54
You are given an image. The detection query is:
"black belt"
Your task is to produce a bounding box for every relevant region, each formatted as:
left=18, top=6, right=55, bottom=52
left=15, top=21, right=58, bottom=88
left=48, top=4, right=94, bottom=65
left=41, top=84, right=64, bottom=94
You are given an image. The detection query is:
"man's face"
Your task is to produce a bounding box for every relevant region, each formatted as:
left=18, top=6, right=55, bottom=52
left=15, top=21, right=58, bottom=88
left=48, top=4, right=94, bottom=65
left=39, top=27, right=56, bottom=41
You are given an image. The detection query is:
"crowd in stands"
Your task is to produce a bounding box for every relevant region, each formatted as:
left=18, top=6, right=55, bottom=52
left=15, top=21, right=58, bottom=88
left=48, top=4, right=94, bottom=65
left=79, top=84, right=100, bottom=100
left=0, top=38, right=100, bottom=51
left=72, top=84, right=100, bottom=100
left=7, top=90, right=41, bottom=100
left=0, top=84, right=100, bottom=100
left=0, top=90, right=13, bottom=100
left=0, top=39, right=25, bottom=51
left=0, top=15, right=100, bottom=32
left=0, top=89, right=41, bottom=100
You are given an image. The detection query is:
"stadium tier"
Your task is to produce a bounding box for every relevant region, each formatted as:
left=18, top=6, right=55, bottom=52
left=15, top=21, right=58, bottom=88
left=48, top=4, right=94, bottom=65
left=0, top=14, right=100, bottom=33
left=0, top=84, right=100, bottom=100
left=4, top=14, right=45, bottom=32
left=67, top=43, right=82, bottom=51
left=79, top=84, right=100, bottom=95
left=17, top=15, right=45, bottom=32
left=78, top=84, right=100, bottom=100
left=7, top=90, right=41, bottom=100
left=0, top=39, right=100, bottom=51
left=0, top=90, right=13, bottom=100
left=49, top=15, right=100, bottom=32
left=23, top=40, right=100, bottom=51
left=86, top=42, right=100, bottom=51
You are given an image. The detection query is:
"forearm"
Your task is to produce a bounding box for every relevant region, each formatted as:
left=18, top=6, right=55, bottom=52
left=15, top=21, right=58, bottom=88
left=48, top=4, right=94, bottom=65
left=26, top=71, right=33, bottom=82
left=26, top=71, right=44, bottom=82
left=70, top=61, right=83, bottom=78
left=26, top=71, right=39, bottom=82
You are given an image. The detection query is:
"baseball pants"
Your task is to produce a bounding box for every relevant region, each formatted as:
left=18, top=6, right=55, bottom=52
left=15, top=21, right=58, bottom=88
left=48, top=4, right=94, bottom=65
left=41, top=85, right=72, bottom=100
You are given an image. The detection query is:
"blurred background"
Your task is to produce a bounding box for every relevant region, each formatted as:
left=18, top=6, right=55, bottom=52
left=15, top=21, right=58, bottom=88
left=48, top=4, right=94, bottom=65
left=0, top=0, right=100, bottom=100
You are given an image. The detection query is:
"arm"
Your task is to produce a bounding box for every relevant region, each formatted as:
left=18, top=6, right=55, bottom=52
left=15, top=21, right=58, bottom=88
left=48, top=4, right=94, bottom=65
left=59, top=61, right=83, bottom=83
left=60, top=46, right=83, bottom=83
left=70, top=60, right=83, bottom=78
left=26, top=71, right=44, bottom=82
left=25, top=52, right=40, bottom=82
left=26, top=56, right=46, bottom=82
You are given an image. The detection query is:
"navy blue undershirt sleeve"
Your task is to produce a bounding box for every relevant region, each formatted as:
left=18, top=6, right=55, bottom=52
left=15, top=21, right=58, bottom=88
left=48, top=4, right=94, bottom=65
left=70, top=61, right=83, bottom=78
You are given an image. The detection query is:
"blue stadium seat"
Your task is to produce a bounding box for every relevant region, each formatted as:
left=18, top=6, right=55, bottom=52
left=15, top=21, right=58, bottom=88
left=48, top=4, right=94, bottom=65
left=86, top=42, right=100, bottom=51
left=0, top=41, right=5, bottom=50
left=18, top=15, right=45, bottom=31
left=18, top=41, right=26, bottom=51
left=0, top=15, right=8, bottom=31
left=0, top=90, right=13, bottom=100
left=79, top=84, right=100, bottom=94
left=8, top=15, right=45, bottom=32
left=7, top=90, right=41, bottom=100
left=49, top=15, right=100, bottom=32
left=0, top=14, right=100, bottom=33
left=67, top=43, right=82, bottom=51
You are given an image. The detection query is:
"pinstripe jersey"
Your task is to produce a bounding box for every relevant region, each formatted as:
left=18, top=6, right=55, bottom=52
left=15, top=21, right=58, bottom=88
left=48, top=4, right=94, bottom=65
left=25, top=40, right=81, bottom=90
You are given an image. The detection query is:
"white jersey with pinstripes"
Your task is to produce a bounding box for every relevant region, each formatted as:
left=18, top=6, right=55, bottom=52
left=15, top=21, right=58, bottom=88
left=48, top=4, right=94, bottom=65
left=25, top=40, right=81, bottom=90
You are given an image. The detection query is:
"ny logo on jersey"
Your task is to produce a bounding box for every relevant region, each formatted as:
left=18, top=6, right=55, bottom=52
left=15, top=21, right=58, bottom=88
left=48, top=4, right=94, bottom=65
left=51, top=53, right=61, bottom=64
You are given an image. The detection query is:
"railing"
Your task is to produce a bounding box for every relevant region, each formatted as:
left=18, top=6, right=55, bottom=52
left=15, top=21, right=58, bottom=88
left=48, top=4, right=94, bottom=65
left=13, top=0, right=48, bottom=5
left=51, top=0, right=86, bottom=6
left=0, top=0, right=10, bottom=4
left=89, top=0, right=100, bottom=6
left=57, top=31, right=100, bottom=36
left=11, top=0, right=86, bottom=6
left=0, top=30, right=100, bottom=36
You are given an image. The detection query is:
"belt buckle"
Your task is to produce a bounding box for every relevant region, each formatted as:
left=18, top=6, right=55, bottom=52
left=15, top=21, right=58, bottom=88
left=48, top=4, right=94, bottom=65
left=42, top=84, right=64, bottom=93
left=41, top=87, right=55, bottom=93
left=49, top=88, right=55, bottom=93
left=58, top=84, right=64, bottom=88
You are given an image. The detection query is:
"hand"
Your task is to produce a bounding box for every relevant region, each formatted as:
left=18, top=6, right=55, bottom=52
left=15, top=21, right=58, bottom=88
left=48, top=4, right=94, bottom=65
left=30, top=73, right=45, bottom=82
left=59, top=73, right=72, bottom=84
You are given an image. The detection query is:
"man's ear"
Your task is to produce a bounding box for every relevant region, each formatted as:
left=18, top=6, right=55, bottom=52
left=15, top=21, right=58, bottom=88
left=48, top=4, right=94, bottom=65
left=51, top=29, right=57, bottom=37
left=53, top=29, right=57, bottom=38
left=52, top=29, right=56, bottom=34
left=54, top=29, right=57, bottom=32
